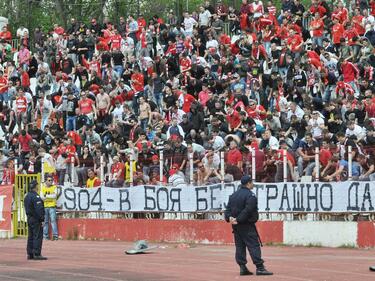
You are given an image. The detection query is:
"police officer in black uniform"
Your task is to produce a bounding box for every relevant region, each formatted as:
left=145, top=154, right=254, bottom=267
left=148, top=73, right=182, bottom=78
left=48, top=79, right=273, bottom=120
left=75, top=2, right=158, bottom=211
left=225, top=175, right=273, bottom=276
left=24, top=180, right=48, bottom=260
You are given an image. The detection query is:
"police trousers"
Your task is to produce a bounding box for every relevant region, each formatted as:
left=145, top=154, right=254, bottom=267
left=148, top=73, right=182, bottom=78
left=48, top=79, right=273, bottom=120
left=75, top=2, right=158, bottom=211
left=233, top=224, right=264, bottom=268
left=27, top=218, right=43, bottom=257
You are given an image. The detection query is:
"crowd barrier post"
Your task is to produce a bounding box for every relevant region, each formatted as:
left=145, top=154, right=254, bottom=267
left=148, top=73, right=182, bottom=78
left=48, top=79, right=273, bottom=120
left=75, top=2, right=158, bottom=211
left=14, top=159, right=18, bottom=176
left=70, top=157, right=74, bottom=186
left=220, top=151, right=225, bottom=183
left=348, top=146, right=352, bottom=180
left=159, top=150, right=164, bottom=182
left=100, top=155, right=104, bottom=183
left=189, top=153, right=193, bottom=185
left=129, top=154, right=134, bottom=186
left=251, top=148, right=256, bottom=180
left=41, top=158, right=45, bottom=183
left=283, top=149, right=287, bottom=183
left=314, top=147, right=320, bottom=181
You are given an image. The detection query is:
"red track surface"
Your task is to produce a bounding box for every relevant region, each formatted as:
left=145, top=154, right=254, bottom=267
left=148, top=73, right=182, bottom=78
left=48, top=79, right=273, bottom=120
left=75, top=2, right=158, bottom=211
left=0, top=239, right=374, bottom=281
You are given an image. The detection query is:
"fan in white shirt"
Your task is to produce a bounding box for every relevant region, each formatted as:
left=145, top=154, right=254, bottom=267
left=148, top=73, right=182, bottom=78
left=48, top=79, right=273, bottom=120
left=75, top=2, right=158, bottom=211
left=345, top=121, right=366, bottom=141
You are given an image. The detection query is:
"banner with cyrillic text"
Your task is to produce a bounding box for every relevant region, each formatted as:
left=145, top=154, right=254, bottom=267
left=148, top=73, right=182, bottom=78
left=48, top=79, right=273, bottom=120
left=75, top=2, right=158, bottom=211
left=0, top=185, right=13, bottom=231
left=56, top=181, right=375, bottom=213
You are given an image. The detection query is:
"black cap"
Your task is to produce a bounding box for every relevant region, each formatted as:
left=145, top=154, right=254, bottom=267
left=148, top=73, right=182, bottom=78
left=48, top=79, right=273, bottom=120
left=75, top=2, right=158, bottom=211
left=241, top=175, right=252, bottom=185
left=29, top=180, right=38, bottom=191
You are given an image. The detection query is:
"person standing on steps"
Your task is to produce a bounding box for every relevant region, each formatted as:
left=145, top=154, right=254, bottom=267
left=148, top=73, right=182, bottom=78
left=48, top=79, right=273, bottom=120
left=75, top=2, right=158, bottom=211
left=24, top=180, right=47, bottom=260
left=41, top=174, right=59, bottom=240
left=225, top=175, right=273, bottom=276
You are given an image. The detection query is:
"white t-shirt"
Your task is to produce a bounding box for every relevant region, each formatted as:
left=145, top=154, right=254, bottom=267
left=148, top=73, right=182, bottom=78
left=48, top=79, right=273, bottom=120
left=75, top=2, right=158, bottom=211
left=199, top=10, right=211, bottom=27
left=308, top=117, right=324, bottom=138
left=184, top=17, right=197, bottom=33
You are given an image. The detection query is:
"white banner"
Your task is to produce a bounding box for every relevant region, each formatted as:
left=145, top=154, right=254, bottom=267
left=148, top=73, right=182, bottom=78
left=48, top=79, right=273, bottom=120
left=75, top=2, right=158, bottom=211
left=56, top=181, right=375, bottom=213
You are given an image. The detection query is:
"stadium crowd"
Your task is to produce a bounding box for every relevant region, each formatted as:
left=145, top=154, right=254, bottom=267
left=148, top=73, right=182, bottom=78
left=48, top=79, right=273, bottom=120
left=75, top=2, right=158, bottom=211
left=0, top=0, right=375, bottom=188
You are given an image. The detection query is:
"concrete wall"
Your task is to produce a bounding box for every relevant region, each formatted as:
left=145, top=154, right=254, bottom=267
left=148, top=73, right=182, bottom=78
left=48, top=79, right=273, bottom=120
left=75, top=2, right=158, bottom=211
left=55, top=219, right=375, bottom=248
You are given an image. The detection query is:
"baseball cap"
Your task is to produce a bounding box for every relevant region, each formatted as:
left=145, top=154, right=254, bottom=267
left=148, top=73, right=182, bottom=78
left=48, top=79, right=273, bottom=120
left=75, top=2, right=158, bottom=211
left=241, top=175, right=252, bottom=185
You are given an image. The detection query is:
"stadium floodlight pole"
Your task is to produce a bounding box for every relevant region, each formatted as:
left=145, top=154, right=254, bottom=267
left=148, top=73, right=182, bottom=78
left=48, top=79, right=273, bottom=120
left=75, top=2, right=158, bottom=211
left=314, top=147, right=320, bottom=182
left=100, top=155, right=104, bottom=183
left=348, top=146, right=352, bottom=181
left=251, top=147, right=256, bottom=181
left=189, top=152, right=193, bottom=185
left=129, top=154, right=134, bottom=186
left=159, top=149, right=164, bottom=183
left=283, top=149, right=287, bottom=183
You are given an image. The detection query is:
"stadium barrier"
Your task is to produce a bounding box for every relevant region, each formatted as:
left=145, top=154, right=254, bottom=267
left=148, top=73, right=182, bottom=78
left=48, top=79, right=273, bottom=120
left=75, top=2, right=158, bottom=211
left=12, top=173, right=41, bottom=237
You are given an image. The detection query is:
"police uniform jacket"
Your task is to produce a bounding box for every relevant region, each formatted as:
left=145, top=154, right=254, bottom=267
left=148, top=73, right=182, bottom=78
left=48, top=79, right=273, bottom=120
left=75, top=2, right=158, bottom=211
left=225, top=185, right=259, bottom=226
left=24, top=191, right=45, bottom=223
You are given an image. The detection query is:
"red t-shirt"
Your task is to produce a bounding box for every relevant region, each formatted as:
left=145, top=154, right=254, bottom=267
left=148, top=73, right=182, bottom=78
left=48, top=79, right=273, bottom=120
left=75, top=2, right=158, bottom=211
left=320, top=148, right=332, bottom=167
left=310, top=19, right=324, bottom=37
left=19, top=134, right=32, bottom=152
left=0, top=77, right=8, bottom=94
left=112, top=162, right=125, bottom=179
left=227, top=149, right=242, bottom=166
left=181, top=94, right=195, bottom=113
left=226, top=110, right=241, bottom=129
left=352, top=15, right=365, bottom=35
left=79, top=98, right=94, bottom=114
left=131, top=73, right=144, bottom=92
left=111, top=34, right=122, bottom=50
left=332, top=23, right=345, bottom=44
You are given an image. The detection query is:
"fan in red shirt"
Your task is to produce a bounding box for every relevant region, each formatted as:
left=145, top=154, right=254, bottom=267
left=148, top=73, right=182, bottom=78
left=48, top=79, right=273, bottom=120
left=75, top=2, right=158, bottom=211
left=165, top=40, right=177, bottom=56
left=0, top=71, right=8, bottom=96
left=226, top=106, right=241, bottom=132
left=179, top=53, right=192, bottom=74
left=179, top=91, right=196, bottom=113
left=309, top=13, right=324, bottom=45
left=309, top=0, right=327, bottom=19
left=226, top=141, right=243, bottom=170
left=110, top=29, right=122, bottom=51
left=331, top=2, right=348, bottom=25
left=18, top=130, right=33, bottom=154
left=352, top=8, right=365, bottom=36
left=246, top=100, right=266, bottom=120
left=53, top=24, right=65, bottom=35
left=0, top=26, right=12, bottom=42
left=108, top=156, right=125, bottom=187
left=130, top=68, right=144, bottom=93
left=320, top=140, right=333, bottom=168
left=343, top=22, right=359, bottom=46
left=331, top=17, right=345, bottom=45
left=287, top=29, right=303, bottom=54
left=137, top=16, right=147, bottom=40
left=78, top=92, right=97, bottom=118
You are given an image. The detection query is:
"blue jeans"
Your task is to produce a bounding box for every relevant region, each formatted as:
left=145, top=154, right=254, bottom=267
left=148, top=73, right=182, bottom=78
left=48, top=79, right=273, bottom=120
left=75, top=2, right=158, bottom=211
left=43, top=207, right=58, bottom=239
left=154, top=92, right=163, bottom=110
left=66, top=115, right=76, bottom=131
left=0, top=92, right=9, bottom=104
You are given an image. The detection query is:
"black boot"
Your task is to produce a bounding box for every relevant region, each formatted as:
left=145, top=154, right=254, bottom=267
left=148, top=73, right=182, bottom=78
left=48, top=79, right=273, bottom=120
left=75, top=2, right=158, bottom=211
left=370, top=266, right=375, bottom=271
left=240, top=265, right=253, bottom=276
left=33, top=255, right=48, bottom=260
left=256, top=267, right=273, bottom=276
left=27, top=255, right=34, bottom=260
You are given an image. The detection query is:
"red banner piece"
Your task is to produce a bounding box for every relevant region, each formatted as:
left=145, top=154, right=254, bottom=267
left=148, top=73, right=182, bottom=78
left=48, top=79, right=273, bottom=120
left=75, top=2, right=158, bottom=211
left=0, top=185, right=13, bottom=231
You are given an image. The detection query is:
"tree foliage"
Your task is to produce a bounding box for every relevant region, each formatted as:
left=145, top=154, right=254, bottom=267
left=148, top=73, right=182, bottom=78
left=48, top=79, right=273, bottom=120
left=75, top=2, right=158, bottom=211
left=0, top=0, right=312, bottom=35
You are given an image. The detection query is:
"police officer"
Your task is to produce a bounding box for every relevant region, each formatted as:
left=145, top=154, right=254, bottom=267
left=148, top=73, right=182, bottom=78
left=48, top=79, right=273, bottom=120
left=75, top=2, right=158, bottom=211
left=225, top=175, right=272, bottom=276
left=24, top=180, right=48, bottom=260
